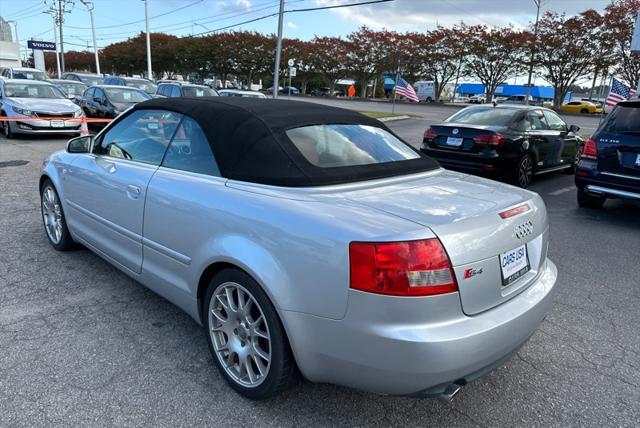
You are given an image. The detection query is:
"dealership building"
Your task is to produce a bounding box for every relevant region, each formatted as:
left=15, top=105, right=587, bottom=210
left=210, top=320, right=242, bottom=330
left=456, top=83, right=570, bottom=103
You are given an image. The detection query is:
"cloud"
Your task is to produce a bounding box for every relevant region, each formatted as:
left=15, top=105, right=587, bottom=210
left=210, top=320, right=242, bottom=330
left=315, top=0, right=610, bottom=31
left=217, top=0, right=252, bottom=12
left=287, top=21, right=298, bottom=29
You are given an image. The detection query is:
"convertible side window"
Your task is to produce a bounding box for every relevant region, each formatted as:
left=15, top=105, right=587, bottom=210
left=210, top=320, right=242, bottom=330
left=543, top=110, right=567, bottom=131
left=162, top=116, right=220, bottom=176
left=94, top=109, right=182, bottom=165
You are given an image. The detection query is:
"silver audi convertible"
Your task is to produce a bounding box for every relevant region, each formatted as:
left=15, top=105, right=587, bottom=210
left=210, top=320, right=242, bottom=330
left=40, top=98, right=557, bottom=400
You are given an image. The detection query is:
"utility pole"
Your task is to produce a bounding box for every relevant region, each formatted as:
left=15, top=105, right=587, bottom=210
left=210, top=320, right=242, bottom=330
left=80, top=0, right=101, bottom=75
left=144, top=0, right=152, bottom=79
left=525, top=0, right=542, bottom=106
left=272, top=0, right=285, bottom=98
left=58, top=0, right=65, bottom=72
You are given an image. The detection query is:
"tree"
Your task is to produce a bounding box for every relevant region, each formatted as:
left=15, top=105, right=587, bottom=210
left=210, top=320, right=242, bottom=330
left=603, top=0, right=640, bottom=88
left=308, top=36, right=347, bottom=94
left=344, top=27, right=393, bottom=97
left=409, top=26, right=468, bottom=101
left=464, top=25, right=527, bottom=102
left=536, top=10, right=602, bottom=106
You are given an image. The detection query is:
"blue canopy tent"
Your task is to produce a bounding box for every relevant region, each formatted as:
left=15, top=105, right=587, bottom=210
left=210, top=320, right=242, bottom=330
left=456, top=83, right=570, bottom=102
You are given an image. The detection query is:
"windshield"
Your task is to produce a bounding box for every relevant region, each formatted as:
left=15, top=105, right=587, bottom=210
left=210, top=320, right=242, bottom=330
left=125, top=80, right=156, bottom=94
left=13, top=70, right=47, bottom=80
left=4, top=83, right=65, bottom=99
left=182, top=86, right=218, bottom=97
left=57, top=82, right=88, bottom=97
left=104, top=88, right=151, bottom=103
left=77, top=75, right=102, bottom=86
left=286, top=124, right=419, bottom=168
left=602, top=103, right=640, bottom=133
left=446, top=107, right=516, bottom=126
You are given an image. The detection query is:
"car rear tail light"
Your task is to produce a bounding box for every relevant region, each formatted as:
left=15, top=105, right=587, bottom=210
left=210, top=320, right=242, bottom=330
left=349, top=238, right=458, bottom=296
left=581, top=138, right=598, bottom=160
left=499, top=203, right=531, bottom=219
left=473, top=133, right=505, bottom=146
left=423, top=127, right=438, bottom=140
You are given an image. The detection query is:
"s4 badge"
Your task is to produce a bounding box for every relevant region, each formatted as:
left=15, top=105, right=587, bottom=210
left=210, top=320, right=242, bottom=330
left=464, top=268, right=483, bottom=279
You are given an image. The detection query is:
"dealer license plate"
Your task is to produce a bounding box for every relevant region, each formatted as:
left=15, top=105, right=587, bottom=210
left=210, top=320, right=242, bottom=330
left=446, top=137, right=463, bottom=147
left=50, top=120, right=65, bottom=128
left=500, top=244, right=530, bottom=286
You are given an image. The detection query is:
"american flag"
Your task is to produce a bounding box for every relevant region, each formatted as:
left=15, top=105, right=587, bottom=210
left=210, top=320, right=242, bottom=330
left=394, top=75, right=419, bottom=103
left=605, top=78, right=637, bottom=106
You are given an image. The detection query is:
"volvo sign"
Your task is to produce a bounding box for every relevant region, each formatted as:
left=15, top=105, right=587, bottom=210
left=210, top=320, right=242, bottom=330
left=27, top=40, right=56, bottom=51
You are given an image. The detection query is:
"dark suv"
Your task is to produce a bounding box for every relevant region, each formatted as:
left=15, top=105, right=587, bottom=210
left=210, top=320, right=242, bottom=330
left=575, top=100, right=640, bottom=208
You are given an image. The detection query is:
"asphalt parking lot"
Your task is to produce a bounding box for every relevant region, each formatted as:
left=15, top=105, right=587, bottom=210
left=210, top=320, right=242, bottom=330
left=1, top=108, right=639, bottom=426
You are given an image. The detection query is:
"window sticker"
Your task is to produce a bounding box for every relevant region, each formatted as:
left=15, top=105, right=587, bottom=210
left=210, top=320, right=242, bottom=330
left=28, top=87, right=39, bottom=96
left=147, top=122, right=159, bottom=130
left=123, top=92, right=132, bottom=101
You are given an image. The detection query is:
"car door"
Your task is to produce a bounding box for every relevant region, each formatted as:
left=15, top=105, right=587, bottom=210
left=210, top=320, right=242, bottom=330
left=543, top=109, right=578, bottom=167
left=142, top=116, right=223, bottom=297
left=521, top=109, right=555, bottom=169
left=93, top=88, right=109, bottom=118
left=63, top=109, right=181, bottom=273
left=82, top=87, right=96, bottom=116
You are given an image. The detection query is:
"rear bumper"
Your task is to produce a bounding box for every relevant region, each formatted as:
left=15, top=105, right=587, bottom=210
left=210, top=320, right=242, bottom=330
left=421, top=145, right=516, bottom=174
left=576, top=162, right=640, bottom=201
left=282, top=259, right=557, bottom=396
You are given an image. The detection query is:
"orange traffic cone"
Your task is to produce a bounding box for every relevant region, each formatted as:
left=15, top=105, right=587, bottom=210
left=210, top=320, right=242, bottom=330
left=80, top=117, right=89, bottom=136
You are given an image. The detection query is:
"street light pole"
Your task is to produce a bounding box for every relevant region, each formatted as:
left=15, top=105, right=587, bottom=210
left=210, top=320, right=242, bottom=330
left=144, top=0, right=152, bottom=79
left=7, top=21, right=20, bottom=63
left=80, top=0, right=100, bottom=75
left=525, top=0, right=542, bottom=106
left=272, top=0, right=285, bottom=99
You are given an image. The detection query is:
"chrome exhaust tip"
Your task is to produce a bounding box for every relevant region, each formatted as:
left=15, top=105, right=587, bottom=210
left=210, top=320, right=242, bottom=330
left=438, top=382, right=463, bottom=402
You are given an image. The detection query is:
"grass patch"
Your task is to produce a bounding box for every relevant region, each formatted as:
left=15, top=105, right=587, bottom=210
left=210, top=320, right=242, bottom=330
left=358, top=111, right=407, bottom=119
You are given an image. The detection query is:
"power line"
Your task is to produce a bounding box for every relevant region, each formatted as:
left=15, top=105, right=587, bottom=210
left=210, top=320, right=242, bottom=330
left=66, top=0, right=289, bottom=40
left=191, top=0, right=395, bottom=36
left=64, top=0, right=205, bottom=30
left=4, top=2, right=44, bottom=20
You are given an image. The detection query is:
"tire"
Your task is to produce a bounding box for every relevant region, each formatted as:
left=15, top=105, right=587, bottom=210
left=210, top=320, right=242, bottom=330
left=577, top=188, right=605, bottom=208
left=426, top=97, right=433, bottom=103
left=580, top=108, right=589, bottom=114
left=203, top=268, right=296, bottom=400
left=564, top=146, right=582, bottom=174
left=513, top=154, right=534, bottom=188
left=2, top=112, right=13, bottom=139
left=41, top=180, right=75, bottom=251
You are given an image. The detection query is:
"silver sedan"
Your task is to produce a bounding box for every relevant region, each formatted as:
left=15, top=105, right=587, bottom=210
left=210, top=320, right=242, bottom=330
left=39, top=97, right=557, bottom=400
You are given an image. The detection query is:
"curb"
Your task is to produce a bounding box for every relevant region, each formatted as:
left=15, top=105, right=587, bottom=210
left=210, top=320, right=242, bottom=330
left=378, top=115, right=411, bottom=122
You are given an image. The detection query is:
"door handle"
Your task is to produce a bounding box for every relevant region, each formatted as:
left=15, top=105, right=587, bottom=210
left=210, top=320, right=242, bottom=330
left=127, top=185, right=141, bottom=198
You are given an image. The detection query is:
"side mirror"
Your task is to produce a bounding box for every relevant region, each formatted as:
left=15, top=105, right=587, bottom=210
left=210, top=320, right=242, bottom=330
left=568, top=124, right=580, bottom=133
left=66, top=135, right=93, bottom=154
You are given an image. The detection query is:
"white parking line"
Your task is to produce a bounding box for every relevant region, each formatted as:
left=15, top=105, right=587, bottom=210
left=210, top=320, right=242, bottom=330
left=548, top=186, right=575, bottom=196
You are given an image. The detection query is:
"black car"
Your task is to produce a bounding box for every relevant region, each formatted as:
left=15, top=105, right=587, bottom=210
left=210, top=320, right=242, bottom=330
left=421, top=105, right=582, bottom=187
left=102, top=76, right=157, bottom=95
left=50, top=79, right=88, bottom=99
left=575, top=100, right=640, bottom=208
left=155, top=82, right=218, bottom=98
left=62, top=72, right=103, bottom=86
left=76, top=85, right=151, bottom=127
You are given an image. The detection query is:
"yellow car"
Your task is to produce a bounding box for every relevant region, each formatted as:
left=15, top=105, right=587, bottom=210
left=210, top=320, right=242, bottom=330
left=560, top=100, right=603, bottom=114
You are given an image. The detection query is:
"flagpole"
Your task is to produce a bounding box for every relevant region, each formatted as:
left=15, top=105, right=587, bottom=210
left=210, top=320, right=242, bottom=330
left=599, top=75, right=614, bottom=126
left=392, top=72, right=399, bottom=114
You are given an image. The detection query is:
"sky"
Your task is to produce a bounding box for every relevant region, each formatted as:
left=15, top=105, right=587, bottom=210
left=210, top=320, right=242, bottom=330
left=0, top=0, right=613, bottom=57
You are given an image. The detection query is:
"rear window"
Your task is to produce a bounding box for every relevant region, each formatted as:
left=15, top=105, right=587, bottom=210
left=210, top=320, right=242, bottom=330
left=602, top=103, right=640, bottom=133
left=446, top=107, right=516, bottom=126
left=183, top=86, right=218, bottom=97
left=286, top=124, right=419, bottom=168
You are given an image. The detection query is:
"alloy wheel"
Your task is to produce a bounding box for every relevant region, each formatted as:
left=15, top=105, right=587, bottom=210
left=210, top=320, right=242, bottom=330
left=42, top=185, right=63, bottom=244
left=208, top=282, right=271, bottom=388
left=518, top=156, right=534, bottom=187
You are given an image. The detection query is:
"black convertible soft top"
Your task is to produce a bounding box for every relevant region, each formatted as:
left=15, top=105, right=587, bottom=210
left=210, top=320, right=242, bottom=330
left=132, top=97, right=439, bottom=186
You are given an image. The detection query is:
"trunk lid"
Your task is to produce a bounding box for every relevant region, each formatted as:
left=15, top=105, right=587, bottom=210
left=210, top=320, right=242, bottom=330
left=344, top=170, right=549, bottom=315
left=428, top=124, right=507, bottom=153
